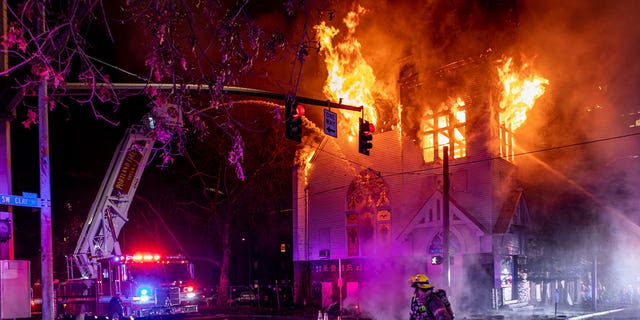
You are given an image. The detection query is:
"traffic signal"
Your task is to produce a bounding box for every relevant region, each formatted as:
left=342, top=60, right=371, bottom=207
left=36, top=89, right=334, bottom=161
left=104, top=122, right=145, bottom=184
left=358, top=117, right=374, bottom=155
left=431, top=255, right=443, bottom=265
left=0, top=219, right=11, bottom=243
left=285, top=97, right=304, bottom=142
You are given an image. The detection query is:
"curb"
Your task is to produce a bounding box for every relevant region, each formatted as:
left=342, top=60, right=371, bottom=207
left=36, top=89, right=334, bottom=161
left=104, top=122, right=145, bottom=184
left=567, top=308, right=626, bottom=320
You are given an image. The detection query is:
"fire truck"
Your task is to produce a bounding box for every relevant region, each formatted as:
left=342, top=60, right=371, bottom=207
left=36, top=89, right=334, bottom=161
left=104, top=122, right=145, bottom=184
left=57, top=105, right=199, bottom=319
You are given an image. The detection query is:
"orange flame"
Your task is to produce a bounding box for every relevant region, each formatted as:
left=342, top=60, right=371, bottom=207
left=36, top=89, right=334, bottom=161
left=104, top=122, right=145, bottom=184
left=498, top=57, right=549, bottom=131
left=315, top=5, right=378, bottom=140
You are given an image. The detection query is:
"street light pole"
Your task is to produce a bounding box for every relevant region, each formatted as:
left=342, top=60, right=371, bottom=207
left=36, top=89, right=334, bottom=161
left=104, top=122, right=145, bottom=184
left=592, top=252, right=597, bottom=311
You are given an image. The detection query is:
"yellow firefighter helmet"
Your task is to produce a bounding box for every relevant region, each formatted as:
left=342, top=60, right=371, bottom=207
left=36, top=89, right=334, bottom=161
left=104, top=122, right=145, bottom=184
left=409, top=273, right=433, bottom=289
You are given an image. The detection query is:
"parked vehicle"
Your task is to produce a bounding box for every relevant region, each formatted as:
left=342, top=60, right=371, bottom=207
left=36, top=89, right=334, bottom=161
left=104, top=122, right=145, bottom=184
left=232, top=291, right=258, bottom=306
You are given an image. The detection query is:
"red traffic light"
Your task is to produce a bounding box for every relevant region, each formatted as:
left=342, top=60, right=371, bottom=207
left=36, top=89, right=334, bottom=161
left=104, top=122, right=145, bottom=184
left=285, top=98, right=303, bottom=142
left=358, top=117, right=373, bottom=156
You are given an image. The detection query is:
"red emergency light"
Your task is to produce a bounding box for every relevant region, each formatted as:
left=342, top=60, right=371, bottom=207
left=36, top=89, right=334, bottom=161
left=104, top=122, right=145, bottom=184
left=132, top=254, right=161, bottom=261
left=114, top=253, right=189, bottom=264
left=115, top=253, right=163, bottom=263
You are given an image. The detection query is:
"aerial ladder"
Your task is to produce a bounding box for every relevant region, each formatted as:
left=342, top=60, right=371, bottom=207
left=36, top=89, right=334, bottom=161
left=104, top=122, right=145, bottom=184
left=71, top=104, right=182, bottom=280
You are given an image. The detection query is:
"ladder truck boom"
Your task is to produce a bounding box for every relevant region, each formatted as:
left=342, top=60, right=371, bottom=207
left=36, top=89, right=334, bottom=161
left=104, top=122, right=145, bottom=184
left=72, top=104, right=182, bottom=279
left=55, top=105, right=201, bottom=319
left=72, top=124, right=155, bottom=279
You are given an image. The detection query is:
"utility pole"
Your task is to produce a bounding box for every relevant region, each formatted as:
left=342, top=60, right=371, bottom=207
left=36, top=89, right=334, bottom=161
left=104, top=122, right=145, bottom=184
left=0, top=0, right=14, bottom=260
left=39, top=4, right=55, bottom=320
left=443, top=146, right=450, bottom=290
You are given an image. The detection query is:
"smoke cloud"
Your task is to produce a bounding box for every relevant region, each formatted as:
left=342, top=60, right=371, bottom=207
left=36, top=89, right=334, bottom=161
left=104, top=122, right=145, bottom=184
left=503, top=1, right=640, bottom=308
left=306, top=0, right=640, bottom=316
left=250, top=0, right=640, bottom=316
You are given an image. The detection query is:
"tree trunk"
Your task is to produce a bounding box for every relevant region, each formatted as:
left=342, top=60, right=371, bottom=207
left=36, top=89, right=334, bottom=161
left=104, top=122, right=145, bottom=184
left=216, top=217, right=231, bottom=306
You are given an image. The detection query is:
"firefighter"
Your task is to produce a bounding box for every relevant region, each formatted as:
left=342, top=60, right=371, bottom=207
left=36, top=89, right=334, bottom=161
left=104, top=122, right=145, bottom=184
left=409, top=274, right=452, bottom=320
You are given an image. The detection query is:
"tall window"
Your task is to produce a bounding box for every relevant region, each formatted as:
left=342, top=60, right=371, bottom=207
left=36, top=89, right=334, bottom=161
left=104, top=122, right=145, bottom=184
left=346, top=169, right=391, bottom=257
left=421, top=106, right=466, bottom=163
left=500, top=124, right=515, bottom=162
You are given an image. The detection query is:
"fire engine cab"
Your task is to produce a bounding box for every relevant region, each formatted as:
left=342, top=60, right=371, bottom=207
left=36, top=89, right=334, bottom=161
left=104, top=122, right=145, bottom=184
left=59, top=253, right=198, bottom=318
left=56, top=106, right=199, bottom=319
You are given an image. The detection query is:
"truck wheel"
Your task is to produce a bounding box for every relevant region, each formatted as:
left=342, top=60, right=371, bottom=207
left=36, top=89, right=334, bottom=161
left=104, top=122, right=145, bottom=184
left=108, top=297, right=124, bottom=320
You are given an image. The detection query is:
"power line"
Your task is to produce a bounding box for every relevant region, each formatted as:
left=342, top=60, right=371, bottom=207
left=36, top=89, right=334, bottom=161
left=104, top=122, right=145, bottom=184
left=301, top=130, right=640, bottom=198
left=511, top=131, right=640, bottom=158
left=382, top=130, right=640, bottom=177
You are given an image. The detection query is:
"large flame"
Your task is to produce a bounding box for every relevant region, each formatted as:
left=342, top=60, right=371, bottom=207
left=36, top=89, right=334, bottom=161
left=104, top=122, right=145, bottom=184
left=315, top=5, right=378, bottom=139
left=498, top=57, right=549, bottom=131
left=307, top=5, right=548, bottom=170
left=296, top=5, right=380, bottom=184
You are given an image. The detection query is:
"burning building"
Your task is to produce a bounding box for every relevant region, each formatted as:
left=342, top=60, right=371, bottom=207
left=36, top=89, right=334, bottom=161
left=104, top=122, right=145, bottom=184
left=290, top=1, right=550, bottom=317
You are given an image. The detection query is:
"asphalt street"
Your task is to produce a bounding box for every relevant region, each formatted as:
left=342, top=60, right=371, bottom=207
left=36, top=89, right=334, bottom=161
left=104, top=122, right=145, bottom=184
left=187, top=304, right=640, bottom=320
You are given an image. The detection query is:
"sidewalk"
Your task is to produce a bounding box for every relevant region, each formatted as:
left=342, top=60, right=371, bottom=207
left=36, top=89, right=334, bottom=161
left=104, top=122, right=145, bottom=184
left=457, top=303, right=638, bottom=320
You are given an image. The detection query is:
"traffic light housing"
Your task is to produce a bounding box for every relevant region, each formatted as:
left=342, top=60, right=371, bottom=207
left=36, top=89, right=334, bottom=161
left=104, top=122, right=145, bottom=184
left=358, top=117, right=374, bottom=155
left=431, top=255, right=443, bottom=265
left=285, top=97, right=304, bottom=142
left=0, top=218, right=11, bottom=243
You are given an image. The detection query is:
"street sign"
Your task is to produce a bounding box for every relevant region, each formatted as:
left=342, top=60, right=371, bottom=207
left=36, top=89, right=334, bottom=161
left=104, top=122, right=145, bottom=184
left=324, top=109, right=337, bottom=138
left=0, top=192, right=41, bottom=208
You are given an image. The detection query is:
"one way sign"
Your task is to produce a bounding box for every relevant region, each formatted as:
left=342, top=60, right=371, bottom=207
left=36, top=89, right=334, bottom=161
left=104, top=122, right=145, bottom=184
left=324, top=109, right=337, bottom=138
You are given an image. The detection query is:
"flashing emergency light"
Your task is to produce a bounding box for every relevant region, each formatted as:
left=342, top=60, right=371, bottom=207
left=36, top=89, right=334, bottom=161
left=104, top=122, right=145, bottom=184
left=127, top=253, right=163, bottom=262
left=185, top=286, right=195, bottom=298
left=181, top=286, right=197, bottom=299
left=116, top=253, right=188, bottom=264
left=134, top=286, right=152, bottom=303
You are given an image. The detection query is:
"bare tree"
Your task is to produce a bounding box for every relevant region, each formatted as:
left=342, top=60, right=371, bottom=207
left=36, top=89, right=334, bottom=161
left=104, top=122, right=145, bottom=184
left=1, top=0, right=317, bottom=175
left=2, top=0, right=328, bottom=309
left=173, top=100, right=297, bottom=306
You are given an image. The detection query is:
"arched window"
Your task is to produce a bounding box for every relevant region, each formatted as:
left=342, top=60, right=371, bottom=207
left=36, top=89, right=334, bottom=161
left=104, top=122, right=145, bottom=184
left=346, top=169, right=391, bottom=257
left=428, top=232, right=461, bottom=255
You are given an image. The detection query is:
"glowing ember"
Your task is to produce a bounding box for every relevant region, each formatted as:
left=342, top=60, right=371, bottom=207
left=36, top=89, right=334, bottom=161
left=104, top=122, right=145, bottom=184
left=498, top=57, right=549, bottom=132
left=315, top=5, right=378, bottom=140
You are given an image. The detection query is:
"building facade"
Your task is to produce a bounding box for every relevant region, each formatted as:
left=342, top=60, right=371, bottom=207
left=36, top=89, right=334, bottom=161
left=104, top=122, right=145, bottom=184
left=291, top=56, right=535, bottom=316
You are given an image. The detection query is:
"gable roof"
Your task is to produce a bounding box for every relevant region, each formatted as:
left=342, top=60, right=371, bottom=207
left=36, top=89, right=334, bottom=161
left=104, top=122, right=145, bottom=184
left=398, top=189, right=487, bottom=240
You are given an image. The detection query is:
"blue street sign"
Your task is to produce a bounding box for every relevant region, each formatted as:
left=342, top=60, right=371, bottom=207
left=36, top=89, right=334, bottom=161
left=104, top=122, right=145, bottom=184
left=0, top=193, right=41, bottom=208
